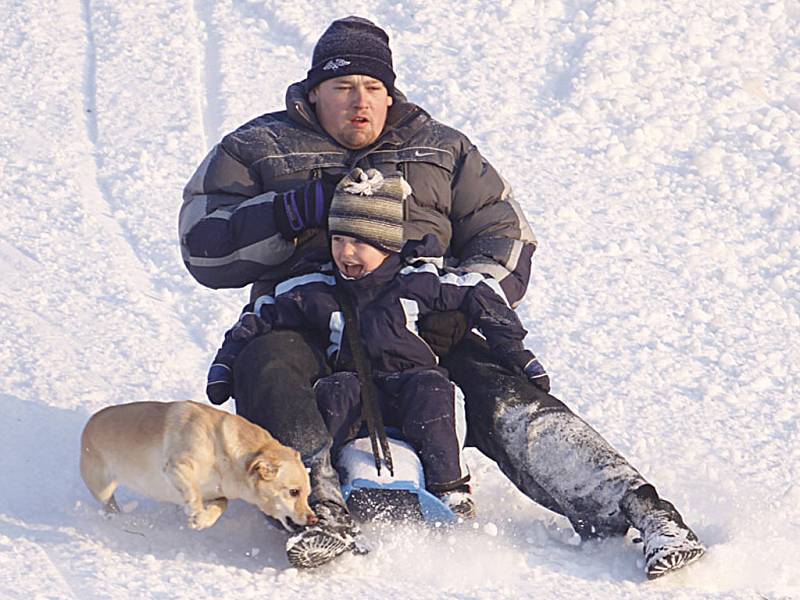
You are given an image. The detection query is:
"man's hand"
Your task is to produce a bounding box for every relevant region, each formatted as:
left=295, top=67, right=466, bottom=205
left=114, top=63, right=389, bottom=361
left=273, top=175, right=339, bottom=239
left=523, top=356, right=551, bottom=394
left=419, top=311, right=469, bottom=358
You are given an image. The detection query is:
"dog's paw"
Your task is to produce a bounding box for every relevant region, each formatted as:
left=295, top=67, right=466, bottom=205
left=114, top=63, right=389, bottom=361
left=188, top=509, right=220, bottom=530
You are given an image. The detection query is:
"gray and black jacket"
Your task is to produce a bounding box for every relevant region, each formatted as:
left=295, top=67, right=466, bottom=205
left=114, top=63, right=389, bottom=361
left=179, top=82, right=537, bottom=305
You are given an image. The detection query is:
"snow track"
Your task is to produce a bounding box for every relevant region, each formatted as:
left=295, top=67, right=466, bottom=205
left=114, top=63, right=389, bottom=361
left=1, top=0, right=798, bottom=598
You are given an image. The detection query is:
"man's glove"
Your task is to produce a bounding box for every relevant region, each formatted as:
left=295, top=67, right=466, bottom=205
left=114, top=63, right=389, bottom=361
left=523, top=356, right=551, bottom=394
left=419, top=311, right=469, bottom=358
left=273, top=176, right=338, bottom=240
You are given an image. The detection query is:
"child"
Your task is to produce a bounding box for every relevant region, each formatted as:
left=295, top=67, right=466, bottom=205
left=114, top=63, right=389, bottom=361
left=206, top=168, right=550, bottom=519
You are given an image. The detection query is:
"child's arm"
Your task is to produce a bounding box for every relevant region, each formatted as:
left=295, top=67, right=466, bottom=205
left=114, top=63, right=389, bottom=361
left=448, top=275, right=550, bottom=392
left=255, top=271, right=338, bottom=331
left=206, top=303, right=259, bottom=405
left=206, top=271, right=338, bottom=404
left=405, top=264, right=550, bottom=392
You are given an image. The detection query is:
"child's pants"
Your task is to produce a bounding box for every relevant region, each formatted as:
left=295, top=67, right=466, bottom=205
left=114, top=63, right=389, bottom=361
left=314, top=368, right=470, bottom=493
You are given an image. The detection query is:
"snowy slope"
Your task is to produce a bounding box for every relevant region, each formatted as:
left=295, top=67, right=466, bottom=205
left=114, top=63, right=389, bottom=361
left=1, top=0, right=798, bottom=598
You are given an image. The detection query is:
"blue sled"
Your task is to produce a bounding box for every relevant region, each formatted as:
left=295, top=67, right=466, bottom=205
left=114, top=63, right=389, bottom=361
left=336, top=434, right=457, bottom=524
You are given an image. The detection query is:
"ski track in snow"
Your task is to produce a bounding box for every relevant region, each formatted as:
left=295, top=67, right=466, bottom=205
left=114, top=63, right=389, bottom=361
left=1, top=0, right=799, bottom=598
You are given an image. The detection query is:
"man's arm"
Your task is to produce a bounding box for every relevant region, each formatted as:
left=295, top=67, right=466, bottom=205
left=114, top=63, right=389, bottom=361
left=179, top=143, right=296, bottom=289
left=448, top=145, right=537, bottom=306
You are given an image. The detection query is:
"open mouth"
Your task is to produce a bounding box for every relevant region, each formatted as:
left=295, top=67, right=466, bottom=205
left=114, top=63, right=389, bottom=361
left=340, top=263, right=366, bottom=279
left=284, top=516, right=303, bottom=533
left=350, top=115, right=369, bottom=127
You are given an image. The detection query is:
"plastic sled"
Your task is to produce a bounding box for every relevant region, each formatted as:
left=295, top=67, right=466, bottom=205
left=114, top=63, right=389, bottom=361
left=336, top=432, right=457, bottom=524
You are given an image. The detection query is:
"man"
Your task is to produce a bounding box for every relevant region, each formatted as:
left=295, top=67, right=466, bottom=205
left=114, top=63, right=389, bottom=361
left=179, top=16, right=705, bottom=578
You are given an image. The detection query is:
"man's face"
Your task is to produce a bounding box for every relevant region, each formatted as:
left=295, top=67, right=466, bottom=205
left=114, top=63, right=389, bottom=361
left=331, top=235, right=390, bottom=279
left=309, top=75, right=393, bottom=149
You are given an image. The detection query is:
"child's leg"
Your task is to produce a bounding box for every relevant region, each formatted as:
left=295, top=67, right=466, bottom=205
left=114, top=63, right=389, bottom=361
left=314, top=372, right=364, bottom=456
left=386, top=369, right=469, bottom=494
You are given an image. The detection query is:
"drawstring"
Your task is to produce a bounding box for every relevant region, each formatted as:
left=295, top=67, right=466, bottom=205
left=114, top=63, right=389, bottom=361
left=333, top=284, right=394, bottom=477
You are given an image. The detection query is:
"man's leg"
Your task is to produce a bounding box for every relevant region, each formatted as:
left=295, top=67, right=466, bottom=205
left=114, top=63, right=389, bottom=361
left=233, top=330, right=364, bottom=568
left=442, top=333, right=646, bottom=537
left=442, top=333, right=705, bottom=577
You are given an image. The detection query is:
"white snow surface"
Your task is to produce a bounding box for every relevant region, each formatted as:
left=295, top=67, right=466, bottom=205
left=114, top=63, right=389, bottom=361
left=1, top=0, right=799, bottom=598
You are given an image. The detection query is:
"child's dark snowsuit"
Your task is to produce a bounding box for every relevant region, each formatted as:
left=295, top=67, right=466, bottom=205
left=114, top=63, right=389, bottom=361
left=314, top=369, right=466, bottom=492
left=208, top=235, right=541, bottom=493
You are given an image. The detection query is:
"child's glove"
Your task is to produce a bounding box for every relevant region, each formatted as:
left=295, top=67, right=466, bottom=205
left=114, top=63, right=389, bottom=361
left=523, top=356, right=551, bottom=394
left=230, top=312, right=271, bottom=340
left=206, top=363, right=233, bottom=405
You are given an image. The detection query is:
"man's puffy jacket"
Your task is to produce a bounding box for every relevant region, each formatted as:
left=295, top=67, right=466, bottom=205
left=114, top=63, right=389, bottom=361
left=180, top=82, right=537, bottom=305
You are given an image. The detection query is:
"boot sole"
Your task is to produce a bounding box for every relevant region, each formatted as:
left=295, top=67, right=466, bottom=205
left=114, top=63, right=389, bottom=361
left=286, top=528, right=354, bottom=569
left=646, top=546, right=706, bottom=579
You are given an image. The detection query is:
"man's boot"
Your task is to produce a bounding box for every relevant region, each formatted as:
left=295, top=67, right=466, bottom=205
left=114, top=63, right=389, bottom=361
left=285, top=448, right=368, bottom=569
left=621, top=484, right=705, bottom=579
left=286, top=500, right=367, bottom=568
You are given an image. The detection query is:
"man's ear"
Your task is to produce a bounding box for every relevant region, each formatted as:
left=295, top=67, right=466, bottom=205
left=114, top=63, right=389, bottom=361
left=247, top=455, right=280, bottom=481
left=308, top=86, right=318, bottom=104
left=387, top=94, right=393, bottom=107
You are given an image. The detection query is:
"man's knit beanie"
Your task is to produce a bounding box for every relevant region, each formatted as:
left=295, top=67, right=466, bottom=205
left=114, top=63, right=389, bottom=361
left=306, top=16, right=396, bottom=93
left=328, top=168, right=410, bottom=253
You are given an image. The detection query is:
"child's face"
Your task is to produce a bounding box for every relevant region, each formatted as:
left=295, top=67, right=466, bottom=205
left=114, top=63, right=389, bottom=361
left=331, top=235, right=390, bottom=279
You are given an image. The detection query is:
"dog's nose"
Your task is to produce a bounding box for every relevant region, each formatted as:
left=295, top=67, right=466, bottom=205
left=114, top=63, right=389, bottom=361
left=306, top=513, right=318, bottom=526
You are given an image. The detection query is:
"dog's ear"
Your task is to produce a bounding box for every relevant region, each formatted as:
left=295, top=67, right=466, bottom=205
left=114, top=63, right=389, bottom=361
left=247, top=454, right=280, bottom=481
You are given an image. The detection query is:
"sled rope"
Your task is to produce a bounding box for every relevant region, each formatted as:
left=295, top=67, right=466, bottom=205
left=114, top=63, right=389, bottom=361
left=333, top=284, right=394, bottom=477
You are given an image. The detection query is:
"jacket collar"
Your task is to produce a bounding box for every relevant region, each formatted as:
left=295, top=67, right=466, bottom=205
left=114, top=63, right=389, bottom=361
left=335, top=252, right=403, bottom=306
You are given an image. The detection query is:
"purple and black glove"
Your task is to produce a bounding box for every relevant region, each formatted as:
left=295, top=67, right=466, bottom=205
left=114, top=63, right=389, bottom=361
left=504, top=349, right=551, bottom=394
left=523, top=356, right=551, bottom=394
left=273, top=176, right=338, bottom=240
left=206, top=362, right=233, bottom=405
left=205, top=312, right=272, bottom=405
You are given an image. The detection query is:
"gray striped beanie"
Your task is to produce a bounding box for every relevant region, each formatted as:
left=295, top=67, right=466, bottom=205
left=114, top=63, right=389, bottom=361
left=328, top=168, right=411, bottom=253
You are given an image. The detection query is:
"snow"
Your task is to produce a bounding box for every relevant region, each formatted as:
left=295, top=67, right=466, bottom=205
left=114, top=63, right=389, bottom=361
left=1, top=0, right=798, bottom=597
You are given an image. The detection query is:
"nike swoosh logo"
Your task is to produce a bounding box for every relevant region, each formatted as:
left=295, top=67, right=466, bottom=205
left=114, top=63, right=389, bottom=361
left=414, top=150, right=437, bottom=157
